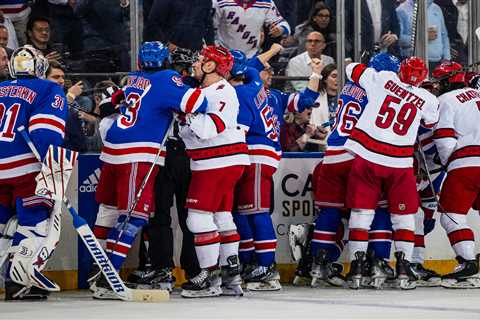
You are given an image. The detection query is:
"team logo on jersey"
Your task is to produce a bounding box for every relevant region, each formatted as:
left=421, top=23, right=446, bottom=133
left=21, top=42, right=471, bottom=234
left=398, top=203, right=406, bottom=211
left=171, top=75, right=184, bottom=87
left=79, top=168, right=101, bottom=193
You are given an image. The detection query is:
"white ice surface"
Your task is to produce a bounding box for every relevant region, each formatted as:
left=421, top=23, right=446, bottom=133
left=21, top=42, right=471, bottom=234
left=2, top=286, right=480, bottom=320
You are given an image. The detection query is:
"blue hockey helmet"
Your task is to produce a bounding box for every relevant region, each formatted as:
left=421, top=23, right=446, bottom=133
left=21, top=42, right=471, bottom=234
left=368, top=52, right=400, bottom=73
left=230, top=49, right=247, bottom=77
left=138, top=41, right=170, bottom=69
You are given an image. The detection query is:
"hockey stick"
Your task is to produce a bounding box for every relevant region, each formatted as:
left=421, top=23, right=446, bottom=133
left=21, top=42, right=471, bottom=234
left=18, top=127, right=169, bottom=302
left=410, top=0, right=418, bottom=56
left=416, top=137, right=457, bottom=225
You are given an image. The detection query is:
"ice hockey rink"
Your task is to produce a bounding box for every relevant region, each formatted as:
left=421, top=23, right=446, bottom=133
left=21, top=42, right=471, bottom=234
left=2, top=287, right=480, bottom=320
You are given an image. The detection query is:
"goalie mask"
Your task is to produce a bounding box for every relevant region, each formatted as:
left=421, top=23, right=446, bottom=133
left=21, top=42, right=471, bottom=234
left=8, top=45, right=49, bottom=79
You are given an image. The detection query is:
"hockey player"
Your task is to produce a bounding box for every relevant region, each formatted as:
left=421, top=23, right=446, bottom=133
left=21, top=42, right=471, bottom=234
left=179, top=45, right=250, bottom=298
left=212, top=0, right=290, bottom=58
left=431, top=61, right=480, bottom=288
left=229, top=48, right=320, bottom=291
left=344, top=56, right=439, bottom=290
left=291, top=53, right=400, bottom=289
left=91, top=42, right=208, bottom=299
left=0, top=45, right=67, bottom=300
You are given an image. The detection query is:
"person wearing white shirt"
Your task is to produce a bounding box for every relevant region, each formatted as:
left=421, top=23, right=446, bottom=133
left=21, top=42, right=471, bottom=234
left=453, top=0, right=468, bottom=45
left=286, top=31, right=335, bottom=92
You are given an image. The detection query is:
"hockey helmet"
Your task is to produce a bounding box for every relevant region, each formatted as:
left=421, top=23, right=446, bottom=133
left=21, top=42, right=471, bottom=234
left=432, top=61, right=465, bottom=84
left=230, top=49, right=248, bottom=77
left=465, top=71, right=480, bottom=90
left=170, top=47, right=199, bottom=67
left=138, top=41, right=170, bottom=69
left=399, top=56, right=428, bottom=87
left=8, top=45, right=49, bottom=79
left=200, top=45, right=234, bottom=77
left=368, top=52, right=400, bottom=73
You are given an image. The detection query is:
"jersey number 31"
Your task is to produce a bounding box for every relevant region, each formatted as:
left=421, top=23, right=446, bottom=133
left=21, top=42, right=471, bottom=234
left=0, top=103, right=20, bottom=142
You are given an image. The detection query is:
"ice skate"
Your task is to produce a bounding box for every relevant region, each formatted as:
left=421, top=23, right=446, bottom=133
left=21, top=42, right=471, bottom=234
left=92, top=274, right=123, bottom=300
left=363, top=250, right=389, bottom=289
left=292, top=259, right=312, bottom=286
left=4, top=280, right=49, bottom=301
left=393, top=252, right=416, bottom=290
left=410, top=263, right=441, bottom=287
left=310, top=249, right=344, bottom=288
left=181, top=269, right=222, bottom=298
left=245, top=264, right=282, bottom=291
left=127, top=268, right=176, bottom=292
left=346, top=251, right=366, bottom=289
left=441, top=256, right=480, bottom=289
left=221, top=255, right=243, bottom=296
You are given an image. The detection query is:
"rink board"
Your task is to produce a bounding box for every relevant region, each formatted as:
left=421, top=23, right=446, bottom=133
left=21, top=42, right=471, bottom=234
left=43, top=153, right=480, bottom=290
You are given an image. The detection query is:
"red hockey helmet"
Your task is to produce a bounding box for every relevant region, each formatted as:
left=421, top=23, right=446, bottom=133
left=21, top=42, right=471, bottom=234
left=399, top=57, right=428, bottom=86
left=200, top=45, right=234, bottom=77
left=432, top=61, right=465, bottom=84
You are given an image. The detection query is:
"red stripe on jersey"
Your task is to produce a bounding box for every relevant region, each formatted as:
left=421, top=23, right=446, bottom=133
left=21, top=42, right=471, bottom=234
left=313, top=231, right=336, bottom=242
left=185, top=88, right=202, bottom=113
left=187, top=142, right=248, bottom=161
left=208, top=113, right=226, bottom=134
left=349, top=228, right=369, bottom=241
left=368, top=231, right=392, bottom=241
left=29, top=118, right=65, bottom=132
left=433, top=128, right=456, bottom=139
left=414, top=234, right=425, bottom=248
left=350, top=128, right=414, bottom=158
left=393, top=229, right=415, bottom=242
left=448, top=146, right=480, bottom=165
left=420, top=136, right=434, bottom=147
left=194, top=231, right=221, bottom=246
left=448, top=228, right=475, bottom=245
left=248, top=149, right=281, bottom=161
left=102, top=146, right=166, bottom=157
left=254, top=241, right=277, bottom=250
left=0, top=156, right=37, bottom=170
left=421, top=119, right=436, bottom=129
left=287, top=93, right=298, bottom=112
left=0, top=6, right=28, bottom=14
left=325, top=149, right=349, bottom=156
left=351, top=64, right=368, bottom=84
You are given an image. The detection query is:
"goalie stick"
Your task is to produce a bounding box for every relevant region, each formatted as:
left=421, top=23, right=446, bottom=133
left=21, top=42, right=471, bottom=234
left=18, top=126, right=169, bottom=302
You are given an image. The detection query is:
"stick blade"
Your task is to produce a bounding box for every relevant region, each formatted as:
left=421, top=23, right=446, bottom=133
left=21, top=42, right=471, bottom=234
left=127, top=288, right=170, bottom=302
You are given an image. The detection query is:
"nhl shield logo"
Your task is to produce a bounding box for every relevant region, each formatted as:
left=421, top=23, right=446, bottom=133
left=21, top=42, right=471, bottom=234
left=398, top=203, right=406, bottom=211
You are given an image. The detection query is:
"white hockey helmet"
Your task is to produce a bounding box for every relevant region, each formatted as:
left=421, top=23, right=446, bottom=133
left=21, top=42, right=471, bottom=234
left=8, top=45, right=49, bottom=79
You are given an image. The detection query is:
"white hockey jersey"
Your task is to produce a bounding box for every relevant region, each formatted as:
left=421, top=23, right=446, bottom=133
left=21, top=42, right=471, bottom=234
left=179, top=79, right=250, bottom=170
left=433, top=88, right=480, bottom=171
left=213, top=0, right=290, bottom=58
left=344, top=63, right=439, bottom=168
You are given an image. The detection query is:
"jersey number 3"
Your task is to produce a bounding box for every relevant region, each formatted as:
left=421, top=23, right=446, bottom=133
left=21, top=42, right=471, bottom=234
left=375, top=95, right=417, bottom=136
left=118, top=92, right=141, bottom=129
left=0, top=103, right=20, bottom=142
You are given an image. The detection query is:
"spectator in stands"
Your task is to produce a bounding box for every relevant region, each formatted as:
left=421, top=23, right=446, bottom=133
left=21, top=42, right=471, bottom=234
left=144, top=0, right=213, bottom=51
left=0, top=46, right=9, bottom=81
left=74, top=0, right=130, bottom=71
left=26, top=16, right=62, bottom=61
left=0, top=0, right=30, bottom=45
left=345, top=0, right=400, bottom=58
left=286, top=31, right=334, bottom=92
left=281, top=108, right=326, bottom=152
left=293, top=2, right=336, bottom=58
left=397, top=0, right=450, bottom=70
left=435, top=0, right=467, bottom=63
left=0, top=25, right=13, bottom=57
left=0, top=10, right=18, bottom=50
left=312, top=63, right=338, bottom=132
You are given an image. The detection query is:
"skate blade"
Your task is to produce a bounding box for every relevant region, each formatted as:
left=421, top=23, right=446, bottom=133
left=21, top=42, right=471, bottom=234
left=348, top=276, right=362, bottom=289
left=247, top=280, right=282, bottom=291
left=181, top=287, right=222, bottom=298
left=397, top=278, right=417, bottom=290
left=441, top=278, right=480, bottom=289
left=293, top=275, right=311, bottom=286
left=326, top=276, right=345, bottom=287
left=360, top=276, right=372, bottom=288
left=416, top=278, right=441, bottom=287
left=370, top=276, right=387, bottom=289
left=221, top=285, right=244, bottom=296
left=311, top=277, right=329, bottom=288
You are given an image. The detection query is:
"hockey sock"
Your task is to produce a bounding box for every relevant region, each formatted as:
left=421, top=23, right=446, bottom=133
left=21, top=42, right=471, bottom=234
left=348, top=209, right=375, bottom=261
left=412, top=208, right=425, bottom=264
left=214, top=211, right=240, bottom=267
left=367, top=207, right=392, bottom=260
left=391, top=214, right=415, bottom=261
left=250, top=212, right=277, bottom=267
left=311, top=207, right=342, bottom=262
left=440, top=213, right=475, bottom=260
left=106, top=215, right=146, bottom=271
left=94, top=204, right=119, bottom=250
left=187, top=210, right=220, bottom=269
left=233, top=213, right=254, bottom=264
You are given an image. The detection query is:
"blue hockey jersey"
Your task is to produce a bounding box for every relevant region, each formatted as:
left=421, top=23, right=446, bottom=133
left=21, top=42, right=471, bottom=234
left=0, top=78, right=67, bottom=179
left=100, top=70, right=207, bottom=165
left=244, top=57, right=318, bottom=167
left=323, top=81, right=367, bottom=164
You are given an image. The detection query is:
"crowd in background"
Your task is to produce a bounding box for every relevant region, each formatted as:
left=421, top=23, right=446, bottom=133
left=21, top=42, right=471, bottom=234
left=0, top=0, right=472, bottom=153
